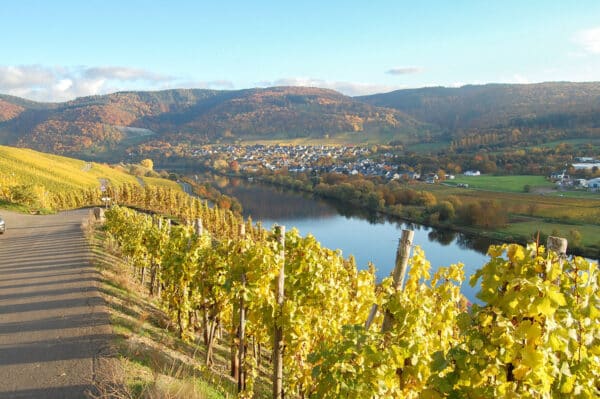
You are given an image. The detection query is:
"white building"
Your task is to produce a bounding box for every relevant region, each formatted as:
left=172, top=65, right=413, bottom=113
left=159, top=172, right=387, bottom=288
left=572, top=162, right=600, bottom=170
left=464, top=170, right=481, bottom=176
left=587, top=177, right=600, bottom=190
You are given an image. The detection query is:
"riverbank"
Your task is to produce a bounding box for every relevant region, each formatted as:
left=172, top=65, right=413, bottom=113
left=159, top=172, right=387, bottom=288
left=207, top=170, right=600, bottom=260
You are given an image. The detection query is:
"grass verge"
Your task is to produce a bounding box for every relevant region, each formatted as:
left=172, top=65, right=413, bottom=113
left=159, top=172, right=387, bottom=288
left=83, top=214, right=236, bottom=399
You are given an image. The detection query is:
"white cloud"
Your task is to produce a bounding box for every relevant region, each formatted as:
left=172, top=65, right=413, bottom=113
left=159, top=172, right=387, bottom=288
left=174, top=79, right=235, bottom=90
left=83, top=66, right=172, bottom=81
left=54, top=78, right=73, bottom=92
left=2, top=65, right=404, bottom=101
left=256, top=77, right=404, bottom=96
left=386, top=67, right=423, bottom=75
left=511, top=74, right=530, bottom=84
left=573, top=27, right=600, bottom=54
left=0, top=65, right=181, bottom=102
left=0, top=65, right=55, bottom=90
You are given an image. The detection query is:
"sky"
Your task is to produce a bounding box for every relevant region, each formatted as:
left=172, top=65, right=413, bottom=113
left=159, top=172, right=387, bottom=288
left=1, top=0, right=600, bottom=102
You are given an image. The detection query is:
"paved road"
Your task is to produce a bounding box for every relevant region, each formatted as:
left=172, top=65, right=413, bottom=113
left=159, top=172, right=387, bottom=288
left=0, top=209, right=112, bottom=398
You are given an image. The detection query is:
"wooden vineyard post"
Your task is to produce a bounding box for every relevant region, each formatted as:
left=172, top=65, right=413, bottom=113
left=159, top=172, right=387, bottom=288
left=546, top=236, right=568, bottom=283
left=547, top=236, right=568, bottom=256
left=273, top=225, right=285, bottom=399
left=159, top=219, right=171, bottom=298
left=150, top=217, right=168, bottom=297
left=365, top=304, right=379, bottom=330
left=238, top=223, right=247, bottom=393
left=194, top=218, right=203, bottom=237
left=381, top=229, right=414, bottom=333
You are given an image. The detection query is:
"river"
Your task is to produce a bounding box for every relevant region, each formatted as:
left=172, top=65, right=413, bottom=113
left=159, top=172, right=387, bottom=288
left=197, top=174, right=499, bottom=302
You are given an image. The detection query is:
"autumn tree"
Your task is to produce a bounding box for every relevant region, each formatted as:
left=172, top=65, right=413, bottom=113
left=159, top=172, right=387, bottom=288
left=140, top=158, right=154, bottom=170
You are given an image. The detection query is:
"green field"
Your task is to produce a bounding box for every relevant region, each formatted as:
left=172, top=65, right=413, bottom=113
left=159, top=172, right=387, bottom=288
left=228, top=128, right=430, bottom=146
left=499, top=220, right=600, bottom=249
left=534, top=137, right=600, bottom=149
left=448, top=175, right=555, bottom=193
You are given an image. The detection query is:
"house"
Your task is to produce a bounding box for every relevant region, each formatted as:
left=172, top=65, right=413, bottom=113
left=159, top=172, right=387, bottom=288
left=575, top=157, right=595, bottom=162
left=424, top=173, right=439, bottom=183
left=587, top=177, right=600, bottom=191
left=572, top=162, right=600, bottom=170
left=550, top=170, right=567, bottom=181
left=464, top=170, right=480, bottom=176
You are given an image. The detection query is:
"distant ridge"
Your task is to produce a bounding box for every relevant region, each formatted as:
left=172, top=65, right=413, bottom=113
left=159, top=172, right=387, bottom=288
left=1, top=82, right=600, bottom=159
left=358, top=81, right=600, bottom=131
left=0, top=86, right=425, bottom=157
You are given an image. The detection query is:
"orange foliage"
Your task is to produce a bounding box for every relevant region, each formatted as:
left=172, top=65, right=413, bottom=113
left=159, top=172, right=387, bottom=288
left=0, top=100, right=25, bottom=122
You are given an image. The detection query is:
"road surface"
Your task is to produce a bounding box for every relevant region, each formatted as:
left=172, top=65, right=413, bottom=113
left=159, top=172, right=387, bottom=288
left=0, top=209, right=112, bottom=398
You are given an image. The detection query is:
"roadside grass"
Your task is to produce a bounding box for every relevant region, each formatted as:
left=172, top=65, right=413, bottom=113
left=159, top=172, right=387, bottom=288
left=447, top=175, right=555, bottom=193
left=84, top=215, right=236, bottom=399
left=0, top=199, right=31, bottom=213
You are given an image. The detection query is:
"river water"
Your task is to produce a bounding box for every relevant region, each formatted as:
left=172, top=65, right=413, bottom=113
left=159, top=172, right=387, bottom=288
left=200, top=175, right=497, bottom=302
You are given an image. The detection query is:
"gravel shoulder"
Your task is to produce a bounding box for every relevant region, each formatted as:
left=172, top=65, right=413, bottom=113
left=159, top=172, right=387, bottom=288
left=0, top=209, right=113, bottom=398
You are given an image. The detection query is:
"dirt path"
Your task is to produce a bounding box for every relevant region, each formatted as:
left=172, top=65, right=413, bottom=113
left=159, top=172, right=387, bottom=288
left=0, top=209, right=112, bottom=398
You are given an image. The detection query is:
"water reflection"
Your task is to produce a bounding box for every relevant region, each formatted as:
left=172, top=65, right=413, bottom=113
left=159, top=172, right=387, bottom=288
left=195, top=173, right=493, bottom=302
left=455, top=235, right=499, bottom=254
left=428, top=229, right=457, bottom=246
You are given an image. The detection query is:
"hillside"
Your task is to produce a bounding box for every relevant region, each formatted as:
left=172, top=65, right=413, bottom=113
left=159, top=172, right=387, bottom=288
left=359, top=82, right=600, bottom=133
left=0, top=145, right=141, bottom=193
left=0, top=87, right=427, bottom=158
left=4, top=82, right=600, bottom=158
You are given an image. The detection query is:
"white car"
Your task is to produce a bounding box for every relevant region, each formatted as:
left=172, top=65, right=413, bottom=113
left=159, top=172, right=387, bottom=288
left=0, top=216, right=5, bottom=233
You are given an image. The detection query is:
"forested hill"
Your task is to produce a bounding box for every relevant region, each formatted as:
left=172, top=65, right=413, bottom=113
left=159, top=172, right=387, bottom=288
left=358, top=82, right=600, bottom=132
left=3, top=82, right=600, bottom=158
left=0, top=87, right=425, bottom=157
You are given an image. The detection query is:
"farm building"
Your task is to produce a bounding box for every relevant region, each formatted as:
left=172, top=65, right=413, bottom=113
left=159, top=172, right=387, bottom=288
left=587, top=177, right=600, bottom=191
left=464, top=170, right=481, bottom=176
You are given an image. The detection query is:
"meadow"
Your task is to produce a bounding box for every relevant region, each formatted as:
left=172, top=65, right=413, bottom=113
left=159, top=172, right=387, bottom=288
left=447, top=174, right=555, bottom=192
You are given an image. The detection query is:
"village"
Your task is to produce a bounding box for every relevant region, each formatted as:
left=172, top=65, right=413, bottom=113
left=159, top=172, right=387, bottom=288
left=550, top=157, right=600, bottom=191
left=190, top=145, right=600, bottom=191
left=191, top=144, right=424, bottom=180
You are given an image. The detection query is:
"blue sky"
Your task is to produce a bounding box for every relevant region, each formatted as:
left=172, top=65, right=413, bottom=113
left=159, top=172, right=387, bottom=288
left=2, top=0, right=600, bottom=101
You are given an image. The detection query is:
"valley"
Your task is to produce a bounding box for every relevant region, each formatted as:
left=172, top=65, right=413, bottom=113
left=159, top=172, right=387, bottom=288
left=0, top=83, right=599, bottom=398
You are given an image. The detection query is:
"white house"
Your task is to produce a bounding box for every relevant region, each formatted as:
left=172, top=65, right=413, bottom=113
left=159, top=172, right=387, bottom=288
left=587, top=177, right=600, bottom=191
left=464, top=170, right=481, bottom=176
left=575, top=157, right=596, bottom=163
left=550, top=170, right=568, bottom=181
left=572, top=162, right=600, bottom=170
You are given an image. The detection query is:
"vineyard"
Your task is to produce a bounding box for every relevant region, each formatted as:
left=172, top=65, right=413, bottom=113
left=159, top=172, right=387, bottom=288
left=99, top=193, right=600, bottom=398
left=0, top=145, right=140, bottom=192
left=0, top=144, right=596, bottom=397
left=0, top=145, right=188, bottom=212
